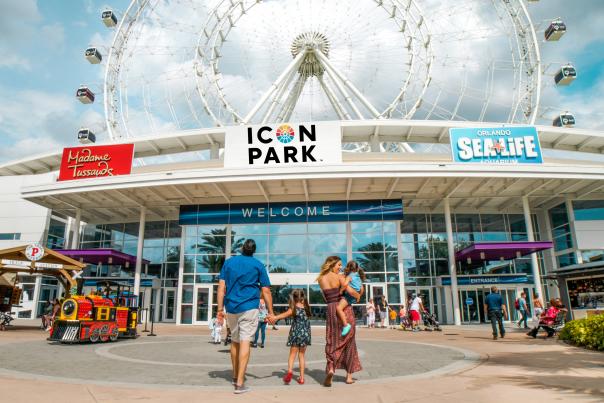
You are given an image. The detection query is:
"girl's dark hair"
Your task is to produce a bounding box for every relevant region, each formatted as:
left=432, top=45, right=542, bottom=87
left=288, top=288, right=311, bottom=317
left=344, top=260, right=366, bottom=282
left=241, top=239, right=256, bottom=256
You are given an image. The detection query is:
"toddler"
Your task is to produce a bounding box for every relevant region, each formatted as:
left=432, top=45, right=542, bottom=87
left=337, top=260, right=366, bottom=336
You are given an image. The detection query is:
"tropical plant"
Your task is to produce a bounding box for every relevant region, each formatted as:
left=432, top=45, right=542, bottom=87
left=559, top=314, right=604, bottom=351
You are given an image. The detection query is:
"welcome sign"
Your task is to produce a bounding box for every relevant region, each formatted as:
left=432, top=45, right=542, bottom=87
left=224, top=121, right=342, bottom=168
left=179, top=199, right=403, bottom=225
left=449, top=126, right=543, bottom=164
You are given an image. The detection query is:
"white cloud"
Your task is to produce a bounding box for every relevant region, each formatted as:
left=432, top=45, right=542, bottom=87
left=0, top=55, right=32, bottom=71
left=40, top=23, right=66, bottom=52
left=0, top=86, right=104, bottom=162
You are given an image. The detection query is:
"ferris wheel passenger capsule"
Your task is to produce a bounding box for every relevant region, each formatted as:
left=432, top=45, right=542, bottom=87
left=85, top=47, right=102, bottom=64
left=545, top=18, right=566, bottom=41
left=553, top=113, right=575, bottom=127
left=76, top=86, right=95, bottom=104
left=554, top=64, right=576, bottom=86
left=77, top=128, right=96, bottom=144
left=102, top=10, right=118, bottom=27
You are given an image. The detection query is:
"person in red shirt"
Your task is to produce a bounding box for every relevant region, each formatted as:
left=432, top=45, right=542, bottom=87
left=527, top=298, right=566, bottom=338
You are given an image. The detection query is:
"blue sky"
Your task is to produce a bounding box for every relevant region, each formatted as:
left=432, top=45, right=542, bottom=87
left=0, top=0, right=603, bottom=163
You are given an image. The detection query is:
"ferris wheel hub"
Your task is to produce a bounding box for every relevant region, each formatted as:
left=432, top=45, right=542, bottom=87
left=291, top=31, right=330, bottom=78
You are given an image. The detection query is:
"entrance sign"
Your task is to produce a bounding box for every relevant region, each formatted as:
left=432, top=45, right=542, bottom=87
left=58, top=144, right=135, bottom=181
left=224, top=121, right=342, bottom=168
left=440, top=275, right=529, bottom=286
left=449, top=126, right=543, bottom=164
left=180, top=199, right=403, bottom=225
left=25, top=244, right=44, bottom=261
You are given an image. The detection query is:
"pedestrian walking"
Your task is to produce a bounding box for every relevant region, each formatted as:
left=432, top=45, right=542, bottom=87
left=217, top=239, right=275, bottom=394
left=252, top=294, right=268, bottom=348
left=272, top=289, right=312, bottom=385
left=409, top=293, right=424, bottom=332
left=532, top=293, right=544, bottom=326
left=516, top=292, right=529, bottom=329
left=366, top=298, right=375, bottom=328
left=484, top=286, right=507, bottom=340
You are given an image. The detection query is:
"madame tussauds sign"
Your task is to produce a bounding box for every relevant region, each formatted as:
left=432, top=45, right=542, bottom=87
left=58, top=144, right=135, bottom=181
left=224, top=121, right=342, bottom=168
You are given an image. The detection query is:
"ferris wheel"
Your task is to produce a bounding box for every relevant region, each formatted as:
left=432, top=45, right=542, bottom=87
left=79, top=0, right=572, bottom=143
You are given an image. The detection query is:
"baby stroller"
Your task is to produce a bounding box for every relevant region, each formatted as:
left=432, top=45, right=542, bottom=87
left=422, top=310, right=442, bottom=331
left=398, top=313, right=413, bottom=331
left=0, top=311, right=14, bottom=331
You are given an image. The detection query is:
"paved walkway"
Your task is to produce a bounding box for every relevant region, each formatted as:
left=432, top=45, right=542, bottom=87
left=1, top=320, right=602, bottom=402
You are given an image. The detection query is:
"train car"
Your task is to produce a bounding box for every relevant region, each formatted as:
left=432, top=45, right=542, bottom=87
left=49, top=281, right=138, bottom=343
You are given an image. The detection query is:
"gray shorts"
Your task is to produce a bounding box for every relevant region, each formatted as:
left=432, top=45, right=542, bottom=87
left=226, top=309, right=259, bottom=343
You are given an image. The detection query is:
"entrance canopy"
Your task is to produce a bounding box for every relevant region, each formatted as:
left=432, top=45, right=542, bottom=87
left=0, top=245, right=86, bottom=293
left=455, top=241, right=553, bottom=262
left=55, top=249, right=148, bottom=267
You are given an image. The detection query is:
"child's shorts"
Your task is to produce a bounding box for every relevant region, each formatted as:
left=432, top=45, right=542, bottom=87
left=344, top=293, right=357, bottom=305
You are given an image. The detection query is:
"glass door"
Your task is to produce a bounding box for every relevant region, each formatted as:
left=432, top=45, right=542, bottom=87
left=162, top=288, right=177, bottom=323
left=193, top=285, right=213, bottom=325
left=459, top=289, right=481, bottom=323
left=369, top=284, right=386, bottom=302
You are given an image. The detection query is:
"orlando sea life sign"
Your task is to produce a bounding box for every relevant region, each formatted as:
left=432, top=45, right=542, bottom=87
left=449, top=126, right=543, bottom=164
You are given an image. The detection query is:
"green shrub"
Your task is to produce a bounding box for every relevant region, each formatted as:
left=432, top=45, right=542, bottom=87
left=559, top=314, right=604, bottom=351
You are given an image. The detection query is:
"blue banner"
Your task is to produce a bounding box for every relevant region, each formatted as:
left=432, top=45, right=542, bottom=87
left=179, top=199, right=403, bottom=225
left=440, top=275, right=529, bottom=286
left=449, top=126, right=543, bottom=164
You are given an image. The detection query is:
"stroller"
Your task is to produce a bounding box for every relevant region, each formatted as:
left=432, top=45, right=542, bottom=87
left=398, top=313, right=413, bottom=331
left=421, top=310, right=442, bottom=331
left=0, top=311, right=14, bottom=331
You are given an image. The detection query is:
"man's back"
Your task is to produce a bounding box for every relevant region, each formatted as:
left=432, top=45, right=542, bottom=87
left=219, top=254, right=270, bottom=314
left=485, top=292, right=503, bottom=311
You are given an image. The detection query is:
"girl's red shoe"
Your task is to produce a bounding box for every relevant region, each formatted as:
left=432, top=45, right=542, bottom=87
left=283, top=371, right=293, bottom=384
left=296, top=377, right=305, bottom=385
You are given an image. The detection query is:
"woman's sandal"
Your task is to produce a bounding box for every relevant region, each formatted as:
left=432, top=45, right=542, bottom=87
left=283, top=371, right=293, bottom=384
left=323, top=371, right=334, bottom=387
left=297, top=377, right=305, bottom=385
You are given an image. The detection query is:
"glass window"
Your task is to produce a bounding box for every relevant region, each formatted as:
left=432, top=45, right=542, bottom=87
left=308, top=222, right=346, bottom=234
left=387, top=284, right=401, bottom=304
left=385, top=251, right=399, bottom=272
left=554, top=233, right=573, bottom=251
left=269, top=234, right=306, bottom=254
left=557, top=252, right=576, bottom=267
left=573, top=200, right=604, bottom=221
left=181, top=305, right=192, bottom=324
left=268, top=254, right=307, bottom=273
left=566, top=276, right=604, bottom=308
left=581, top=250, right=604, bottom=263
left=308, top=284, right=324, bottom=304
left=196, top=255, right=225, bottom=273
left=352, top=252, right=384, bottom=272
left=232, top=224, right=268, bottom=234
left=383, top=221, right=397, bottom=233
left=364, top=273, right=385, bottom=283
left=351, top=222, right=382, bottom=233
left=308, top=233, right=346, bottom=254
left=352, top=232, right=384, bottom=251
left=143, top=247, right=165, bottom=263
left=549, top=203, right=569, bottom=229
left=401, top=214, right=427, bottom=234
left=269, top=223, right=307, bottom=234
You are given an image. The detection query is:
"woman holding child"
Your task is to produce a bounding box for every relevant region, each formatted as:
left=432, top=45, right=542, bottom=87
left=317, top=256, right=363, bottom=386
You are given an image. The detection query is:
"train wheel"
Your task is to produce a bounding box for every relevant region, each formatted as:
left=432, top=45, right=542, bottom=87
left=90, top=329, right=100, bottom=343
left=109, top=328, right=119, bottom=342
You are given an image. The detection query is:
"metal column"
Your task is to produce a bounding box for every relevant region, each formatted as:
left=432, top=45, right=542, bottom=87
left=444, top=199, right=462, bottom=325
left=522, top=196, right=545, bottom=304
left=134, top=207, right=147, bottom=299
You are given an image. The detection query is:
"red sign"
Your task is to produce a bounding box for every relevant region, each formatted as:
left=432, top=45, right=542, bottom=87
left=58, top=144, right=134, bottom=181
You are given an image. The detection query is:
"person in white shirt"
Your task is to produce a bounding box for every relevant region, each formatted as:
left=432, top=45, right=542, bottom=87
left=409, top=293, right=424, bottom=332
left=366, top=298, right=375, bottom=328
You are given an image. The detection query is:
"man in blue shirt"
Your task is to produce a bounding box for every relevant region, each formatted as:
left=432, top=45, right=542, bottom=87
left=483, top=286, right=507, bottom=340
left=217, top=239, right=274, bottom=394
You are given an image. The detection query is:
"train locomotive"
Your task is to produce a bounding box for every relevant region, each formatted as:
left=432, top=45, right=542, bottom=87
left=49, top=281, right=138, bottom=343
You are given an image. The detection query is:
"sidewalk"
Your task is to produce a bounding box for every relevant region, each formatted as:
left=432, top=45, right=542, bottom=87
left=1, top=321, right=602, bottom=402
